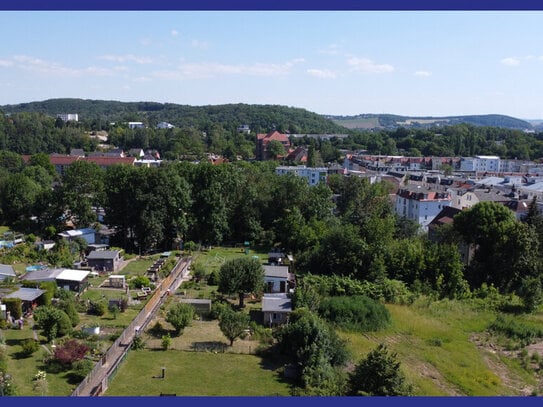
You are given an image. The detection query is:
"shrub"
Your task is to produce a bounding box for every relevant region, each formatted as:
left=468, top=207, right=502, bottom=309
left=132, top=335, right=146, bottom=350
left=88, top=300, right=107, bottom=316
left=53, top=339, right=89, bottom=367
left=34, top=306, right=72, bottom=342
left=489, top=315, right=543, bottom=346
left=2, top=297, right=22, bottom=320
left=161, top=334, right=171, bottom=350
left=349, top=343, right=412, bottom=396
left=206, top=270, right=220, bottom=286
left=318, top=295, right=391, bottom=332
left=20, top=338, right=40, bottom=357
left=71, top=359, right=94, bottom=381
left=130, top=276, right=150, bottom=289
left=166, top=303, right=194, bottom=335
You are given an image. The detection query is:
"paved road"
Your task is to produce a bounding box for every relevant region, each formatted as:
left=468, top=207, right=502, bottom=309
left=73, top=257, right=192, bottom=396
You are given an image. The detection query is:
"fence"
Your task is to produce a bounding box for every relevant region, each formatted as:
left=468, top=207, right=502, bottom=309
left=71, top=256, right=192, bottom=396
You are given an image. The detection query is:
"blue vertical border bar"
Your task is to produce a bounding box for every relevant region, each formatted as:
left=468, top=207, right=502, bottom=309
left=0, top=0, right=542, bottom=10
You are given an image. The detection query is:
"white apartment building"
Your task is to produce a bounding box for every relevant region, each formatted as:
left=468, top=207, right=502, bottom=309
left=395, top=186, right=452, bottom=231
left=275, top=165, right=328, bottom=186
left=460, top=156, right=501, bottom=173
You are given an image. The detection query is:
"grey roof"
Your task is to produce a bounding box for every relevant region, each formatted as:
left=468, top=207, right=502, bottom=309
left=0, top=264, right=16, bottom=277
left=87, top=250, right=120, bottom=260
left=262, top=295, right=292, bottom=313
left=3, top=287, right=46, bottom=302
left=22, top=268, right=62, bottom=282
left=263, top=265, right=289, bottom=279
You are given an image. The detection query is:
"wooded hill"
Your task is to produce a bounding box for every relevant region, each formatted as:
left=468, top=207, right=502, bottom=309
left=328, top=113, right=534, bottom=131
left=1, top=99, right=350, bottom=135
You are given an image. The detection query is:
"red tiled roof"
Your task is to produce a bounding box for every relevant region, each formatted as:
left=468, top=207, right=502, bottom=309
left=257, top=130, right=290, bottom=144
left=50, top=155, right=81, bottom=165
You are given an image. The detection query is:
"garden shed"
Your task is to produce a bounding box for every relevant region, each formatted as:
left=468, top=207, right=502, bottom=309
left=3, top=287, right=46, bottom=314
left=262, top=294, right=292, bottom=327
left=108, top=275, right=126, bottom=288
left=179, top=299, right=212, bottom=314
left=55, top=269, right=90, bottom=293
left=0, top=264, right=16, bottom=281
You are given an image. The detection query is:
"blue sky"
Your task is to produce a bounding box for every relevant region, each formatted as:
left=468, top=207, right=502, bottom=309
left=1, top=11, right=543, bottom=118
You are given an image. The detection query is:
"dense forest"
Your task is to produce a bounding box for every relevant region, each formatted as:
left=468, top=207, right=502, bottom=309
left=2, top=100, right=543, bottom=161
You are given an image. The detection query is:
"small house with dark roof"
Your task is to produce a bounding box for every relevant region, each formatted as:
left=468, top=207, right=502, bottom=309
left=0, top=264, right=16, bottom=281
left=262, top=294, right=292, bottom=327
left=86, top=250, right=123, bottom=272
left=2, top=288, right=46, bottom=313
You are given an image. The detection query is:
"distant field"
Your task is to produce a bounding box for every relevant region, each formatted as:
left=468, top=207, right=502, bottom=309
left=191, top=246, right=268, bottom=274
left=332, top=117, right=381, bottom=129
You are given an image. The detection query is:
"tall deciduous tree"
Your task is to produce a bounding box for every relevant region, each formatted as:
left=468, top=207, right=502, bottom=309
left=218, top=257, right=264, bottom=308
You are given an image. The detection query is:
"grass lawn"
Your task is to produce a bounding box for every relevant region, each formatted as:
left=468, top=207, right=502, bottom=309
left=191, top=246, right=268, bottom=275
left=105, top=350, right=291, bottom=396
left=2, top=326, right=75, bottom=396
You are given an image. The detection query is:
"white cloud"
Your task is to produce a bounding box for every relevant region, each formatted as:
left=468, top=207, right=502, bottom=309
left=140, top=38, right=152, bottom=46
left=319, top=44, right=342, bottom=55
left=99, top=54, right=153, bottom=64
left=0, top=59, right=13, bottom=67
left=153, top=58, right=304, bottom=80
left=8, top=55, right=114, bottom=77
left=171, top=30, right=179, bottom=37
left=307, top=68, right=336, bottom=79
left=501, top=57, right=520, bottom=66
left=191, top=39, right=209, bottom=50
left=414, top=70, right=431, bottom=77
left=347, top=57, right=394, bottom=73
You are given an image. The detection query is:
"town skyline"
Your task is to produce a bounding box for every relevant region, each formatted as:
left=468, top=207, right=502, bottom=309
left=1, top=11, right=543, bottom=119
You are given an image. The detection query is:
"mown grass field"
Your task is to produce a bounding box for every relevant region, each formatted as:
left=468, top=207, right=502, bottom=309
left=105, top=350, right=291, bottom=396
left=3, top=326, right=75, bottom=396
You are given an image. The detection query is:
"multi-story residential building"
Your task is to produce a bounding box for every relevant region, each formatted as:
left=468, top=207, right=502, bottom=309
left=460, top=155, right=501, bottom=173
left=275, top=165, right=328, bottom=186
left=395, top=185, right=452, bottom=230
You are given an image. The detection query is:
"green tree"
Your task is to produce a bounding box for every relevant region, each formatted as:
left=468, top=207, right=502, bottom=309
left=218, top=308, right=250, bottom=346
left=218, top=257, right=264, bottom=308
left=60, top=160, right=104, bottom=228
left=267, top=140, right=286, bottom=159
left=33, top=306, right=72, bottom=342
left=166, top=303, right=194, bottom=335
left=349, top=343, right=412, bottom=396
left=454, top=202, right=540, bottom=291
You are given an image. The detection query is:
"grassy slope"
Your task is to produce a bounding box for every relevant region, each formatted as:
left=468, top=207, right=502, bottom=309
left=340, top=299, right=538, bottom=396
